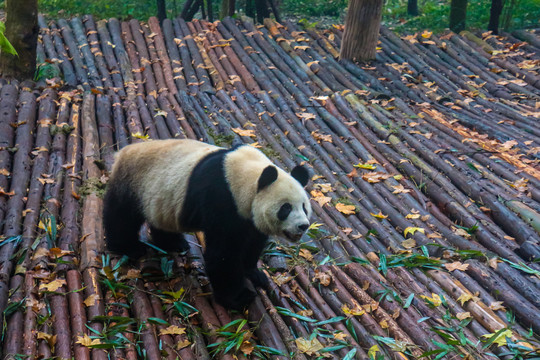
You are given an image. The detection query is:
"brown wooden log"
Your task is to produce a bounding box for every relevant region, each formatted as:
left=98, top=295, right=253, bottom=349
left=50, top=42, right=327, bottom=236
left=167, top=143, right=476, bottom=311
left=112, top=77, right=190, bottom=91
left=0, top=84, right=17, bottom=229
left=141, top=22, right=168, bottom=94
left=132, top=283, right=162, bottom=360
left=82, top=267, right=108, bottom=360
left=121, top=21, right=145, bottom=97
left=148, top=17, right=178, bottom=94
left=67, top=270, right=91, bottom=360
left=80, top=94, right=104, bottom=270
left=50, top=284, right=73, bottom=359
left=129, top=19, right=159, bottom=96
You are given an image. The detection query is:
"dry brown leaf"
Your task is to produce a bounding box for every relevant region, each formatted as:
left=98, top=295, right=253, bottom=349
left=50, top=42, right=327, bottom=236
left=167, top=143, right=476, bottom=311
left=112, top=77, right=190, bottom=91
left=231, top=127, right=256, bottom=138
left=312, top=270, right=332, bottom=286
left=489, top=301, right=506, bottom=311
left=370, top=211, right=388, bottom=219
left=310, top=190, right=331, bottom=207
left=336, top=203, right=356, bottom=215
left=295, top=337, right=324, bottom=356
left=444, top=262, right=470, bottom=272
left=299, top=248, right=313, bottom=261
left=402, top=239, right=417, bottom=249
left=342, top=303, right=365, bottom=317
left=39, top=279, right=66, bottom=292
left=272, top=273, right=294, bottom=286
left=84, top=294, right=99, bottom=307
left=456, top=312, right=471, bottom=320
left=76, top=334, right=102, bottom=347
left=159, top=325, right=186, bottom=336
left=240, top=340, right=255, bottom=355
left=392, top=184, right=411, bottom=194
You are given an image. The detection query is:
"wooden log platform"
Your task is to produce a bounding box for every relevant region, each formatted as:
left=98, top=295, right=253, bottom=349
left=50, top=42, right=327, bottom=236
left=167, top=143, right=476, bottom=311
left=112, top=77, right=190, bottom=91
left=0, top=16, right=539, bottom=359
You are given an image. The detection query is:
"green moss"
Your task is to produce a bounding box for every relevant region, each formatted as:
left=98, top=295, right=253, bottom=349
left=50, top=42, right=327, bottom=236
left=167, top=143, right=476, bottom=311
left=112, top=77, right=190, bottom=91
left=79, top=177, right=107, bottom=198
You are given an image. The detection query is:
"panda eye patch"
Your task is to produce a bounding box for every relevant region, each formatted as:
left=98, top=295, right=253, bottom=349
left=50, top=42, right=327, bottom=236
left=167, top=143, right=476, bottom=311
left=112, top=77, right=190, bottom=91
left=278, top=203, right=292, bottom=221
left=303, top=203, right=308, bottom=215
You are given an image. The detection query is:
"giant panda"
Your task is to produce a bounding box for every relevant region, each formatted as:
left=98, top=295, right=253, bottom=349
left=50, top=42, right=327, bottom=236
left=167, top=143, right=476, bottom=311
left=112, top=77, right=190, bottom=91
left=103, top=139, right=312, bottom=310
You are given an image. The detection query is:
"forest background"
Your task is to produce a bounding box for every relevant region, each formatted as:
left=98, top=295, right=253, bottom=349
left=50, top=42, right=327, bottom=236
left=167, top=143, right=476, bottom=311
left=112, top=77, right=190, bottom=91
left=27, top=0, right=540, bottom=33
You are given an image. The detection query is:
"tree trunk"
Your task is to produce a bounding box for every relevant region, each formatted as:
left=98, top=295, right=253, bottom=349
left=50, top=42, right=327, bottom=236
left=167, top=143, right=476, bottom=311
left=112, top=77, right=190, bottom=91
left=255, top=0, right=270, bottom=23
left=449, top=0, right=468, bottom=33
left=0, top=0, right=38, bottom=80
left=407, top=0, right=419, bottom=16
left=488, top=0, right=504, bottom=34
left=207, top=0, right=214, bottom=21
left=157, top=0, right=167, bottom=23
left=246, top=0, right=255, bottom=18
left=220, top=0, right=236, bottom=18
left=340, top=0, right=383, bottom=62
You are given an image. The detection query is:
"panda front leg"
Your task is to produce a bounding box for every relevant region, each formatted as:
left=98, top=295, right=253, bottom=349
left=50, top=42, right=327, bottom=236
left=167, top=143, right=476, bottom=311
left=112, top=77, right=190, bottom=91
left=204, top=232, right=255, bottom=310
left=244, top=235, right=270, bottom=289
left=103, top=183, right=146, bottom=258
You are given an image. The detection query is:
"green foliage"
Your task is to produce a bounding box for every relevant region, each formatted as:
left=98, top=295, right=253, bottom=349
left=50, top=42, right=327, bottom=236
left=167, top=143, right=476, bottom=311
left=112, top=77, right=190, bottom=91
left=0, top=21, right=17, bottom=56
left=281, top=0, right=347, bottom=18
left=38, top=0, right=181, bottom=21
left=382, top=0, right=540, bottom=33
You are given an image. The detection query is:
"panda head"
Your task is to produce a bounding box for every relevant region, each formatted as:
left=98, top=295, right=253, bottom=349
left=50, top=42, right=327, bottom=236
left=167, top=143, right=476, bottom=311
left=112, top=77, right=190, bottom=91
left=252, top=165, right=312, bottom=242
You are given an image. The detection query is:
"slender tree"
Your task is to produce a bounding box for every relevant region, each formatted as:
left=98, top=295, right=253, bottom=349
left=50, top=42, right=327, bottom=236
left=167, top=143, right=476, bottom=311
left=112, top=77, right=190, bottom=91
left=488, top=0, right=504, bottom=34
left=407, top=0, right=419, bottom=16
left=157, top=0, right=167, bottom=23
left=449, top=0, right=468, bottom=33
left=340, top=0, right=383, bottom=62
left=0, top=0, right=38, bottom=79
left=220, top=0, right=236, bottom=18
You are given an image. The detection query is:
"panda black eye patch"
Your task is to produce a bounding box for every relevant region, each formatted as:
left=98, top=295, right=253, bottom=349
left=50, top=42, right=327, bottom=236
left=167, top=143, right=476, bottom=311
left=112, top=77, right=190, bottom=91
left=278, top=203, right=292, bottom=221
left=303, top=203, right=308, bottom=215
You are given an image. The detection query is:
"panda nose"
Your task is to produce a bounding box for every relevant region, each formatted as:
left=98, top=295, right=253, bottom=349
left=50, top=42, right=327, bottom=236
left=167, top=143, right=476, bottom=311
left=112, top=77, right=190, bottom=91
left=298, top=224, right=309, bottom=232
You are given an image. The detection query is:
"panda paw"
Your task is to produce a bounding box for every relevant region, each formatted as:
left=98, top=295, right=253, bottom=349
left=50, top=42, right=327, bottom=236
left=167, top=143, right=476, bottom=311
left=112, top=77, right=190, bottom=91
left=247, top=269, right=269, bottom=289
left=215, top=287, right=256, bottom=311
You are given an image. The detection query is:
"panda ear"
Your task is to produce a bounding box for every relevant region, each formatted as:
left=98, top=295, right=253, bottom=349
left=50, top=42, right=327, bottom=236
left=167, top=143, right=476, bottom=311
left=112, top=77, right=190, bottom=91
left=291, top=165, right=309, bottom=187
left=258, top=166, right=278, bottom=192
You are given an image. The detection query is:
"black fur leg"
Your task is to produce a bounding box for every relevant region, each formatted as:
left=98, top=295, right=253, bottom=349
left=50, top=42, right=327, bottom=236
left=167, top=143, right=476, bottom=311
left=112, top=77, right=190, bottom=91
left=150, top=226, right=189, bottom=253
left=204, top=233, right=256, bottom=310
left=247, top=268, right=269, bottom=289
left=103, top=181, right=146, bottom=259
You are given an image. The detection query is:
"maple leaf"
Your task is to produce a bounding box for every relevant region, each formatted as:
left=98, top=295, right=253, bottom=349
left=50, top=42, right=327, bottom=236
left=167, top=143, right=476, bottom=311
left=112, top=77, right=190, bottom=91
left=273, top=273, right=294, bottom=286
left=371, top=211, right=388, bottom=219
left=312, top=269, right=332, bottom=286
left=84, top=294, right=99, bottom=307
left=456, top=292, right=479, bottom=306
left=456, top=312, right=471, bottom=320
left=295, top=337, right=324, bottom=355
left=368, top=345, right=380, bottom=359
left=401, top=239, right=416, bottom=249
left=489, top=301, right=506, bottom=311
left=362, top=172, right=392, bottom=183
left=404, top=227, right=425, bottom=237
left=333, top=332, right=348, bottom=341
left=405, top=213, right=421, bottom=219
left=240, top=340, right=255, bottom=355
left=310, top=190, right=331, bottom=207
left=159, top=325, right=186, bottom=336
left=336, top=203, right=356, bottom=215
left=299, top=248, right=313, bottom=261
left=444, top=262, right=470, bottom=272
left=482, top=329, right=513, bottom=347
left=315, top=183, right=333, bottom=193
left=392, top=184, right=411, bottom=194
left=420, top=293, right=442, bottom=307
left=176, top=339, right=191, bottom=350
left=231, top=127, right=256, bottom=138
left=342, top=303, right=365, bottom=317
left=76, top=334, right=102, bottom=347
left=39, top=279, right=66, bottom=292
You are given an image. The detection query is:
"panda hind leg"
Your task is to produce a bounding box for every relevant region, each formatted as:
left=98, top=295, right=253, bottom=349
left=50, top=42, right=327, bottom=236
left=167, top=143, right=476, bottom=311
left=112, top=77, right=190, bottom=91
left=149, top=226, right=189, bottom=253
left=103, top=184, right=146, bottom=259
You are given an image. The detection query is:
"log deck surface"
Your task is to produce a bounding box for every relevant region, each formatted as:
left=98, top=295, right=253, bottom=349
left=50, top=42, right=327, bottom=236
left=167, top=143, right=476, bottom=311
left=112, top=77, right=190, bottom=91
left=0, top=16, right=539, bottom=359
